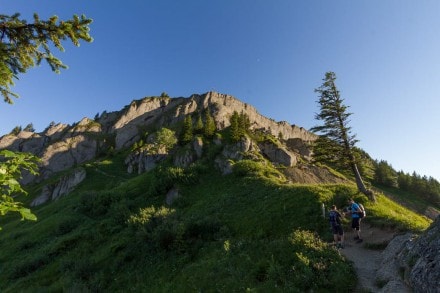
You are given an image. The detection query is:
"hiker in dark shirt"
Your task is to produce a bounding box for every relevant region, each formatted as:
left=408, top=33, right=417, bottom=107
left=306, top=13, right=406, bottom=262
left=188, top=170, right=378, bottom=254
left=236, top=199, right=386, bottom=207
left=348, top=198, right=363, bottom=243
left=329, top=205, right=345, bottom=248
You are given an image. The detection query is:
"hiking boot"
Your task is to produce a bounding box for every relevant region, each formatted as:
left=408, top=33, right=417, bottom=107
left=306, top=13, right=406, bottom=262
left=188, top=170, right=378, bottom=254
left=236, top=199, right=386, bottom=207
left=356, top=238, right=363, bottom=243
left=354, top=236, right=360, bottom=240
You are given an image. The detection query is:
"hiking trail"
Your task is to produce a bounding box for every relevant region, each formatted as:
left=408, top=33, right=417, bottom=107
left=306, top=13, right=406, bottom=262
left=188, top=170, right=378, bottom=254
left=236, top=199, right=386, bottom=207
left=337, top=222, right=408, bottom=292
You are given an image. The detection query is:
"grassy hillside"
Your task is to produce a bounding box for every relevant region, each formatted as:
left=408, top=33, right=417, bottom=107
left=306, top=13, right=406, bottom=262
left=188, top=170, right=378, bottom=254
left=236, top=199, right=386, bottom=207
left=0, top=150, right=431, bottom=292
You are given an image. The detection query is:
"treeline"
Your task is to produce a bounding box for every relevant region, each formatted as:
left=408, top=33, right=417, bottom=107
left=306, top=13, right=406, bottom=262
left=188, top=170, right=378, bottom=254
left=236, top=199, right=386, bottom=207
left=374, top=160, right=440, bottom=206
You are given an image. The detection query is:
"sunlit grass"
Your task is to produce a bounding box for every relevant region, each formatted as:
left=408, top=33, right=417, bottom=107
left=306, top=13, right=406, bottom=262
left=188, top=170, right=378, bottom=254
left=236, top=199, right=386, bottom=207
left=365, top=193, right=431, bottom=232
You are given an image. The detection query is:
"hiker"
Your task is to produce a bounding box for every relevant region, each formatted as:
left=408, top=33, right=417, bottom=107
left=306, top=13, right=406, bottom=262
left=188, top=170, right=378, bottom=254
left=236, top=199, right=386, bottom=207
left=329, top=205, right=344, bottom=248
left=348, top=198, right=363, bottom=243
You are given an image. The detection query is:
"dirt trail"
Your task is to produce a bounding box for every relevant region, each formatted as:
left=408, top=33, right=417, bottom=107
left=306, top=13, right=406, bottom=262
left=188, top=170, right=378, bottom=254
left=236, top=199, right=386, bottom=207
left=338, top=222, right=396, bottom=292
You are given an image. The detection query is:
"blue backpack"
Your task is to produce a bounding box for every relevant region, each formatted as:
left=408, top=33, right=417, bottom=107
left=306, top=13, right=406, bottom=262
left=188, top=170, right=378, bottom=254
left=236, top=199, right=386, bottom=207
left=329, top=210, right=340, bottom=225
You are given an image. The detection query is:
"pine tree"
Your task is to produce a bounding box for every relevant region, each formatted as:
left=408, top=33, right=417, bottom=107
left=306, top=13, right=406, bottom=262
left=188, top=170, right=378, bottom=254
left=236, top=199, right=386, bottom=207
left=238, top=111, right=250, bottom=137
left=229, top=111, right=240, bottom=142
left=23, top=123, right=35, bottom=132
left=10, top=125, right=22, bottom=135
left=204, top=110, right=216, bottom=138
left=374, top=160, right=398, bottom=187
left=311, top=71, right=375, bottom=201
left=397, top=171, right=412, bottom=190
left=194, top=114, right=204, bottom=134
left=0, top=12, right=92, bottom=224
left=181, top=115, right=193, bottom=144
left=0, top=13, right=93, bottom=103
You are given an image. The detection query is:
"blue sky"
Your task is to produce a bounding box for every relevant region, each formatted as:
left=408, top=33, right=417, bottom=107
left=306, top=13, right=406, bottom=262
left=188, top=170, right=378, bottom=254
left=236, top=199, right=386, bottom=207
left=1, top=1, right=440, bottom=181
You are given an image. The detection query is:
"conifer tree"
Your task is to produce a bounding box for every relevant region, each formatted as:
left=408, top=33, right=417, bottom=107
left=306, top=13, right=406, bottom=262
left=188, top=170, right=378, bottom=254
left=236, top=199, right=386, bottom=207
left=0, top=13, right=93, bottom=103
left=23, top=123, right=35, bottom=132
left=194, top=114, right=204, bottom=134
left=238, top=111, right=250, bottom=137
left=311, top=71, right=375, bottom=201
left=181, top=115, right=193, bottom=144
left=10, top=125, right=22, bottom=135
left=204, top=110, right=216, bottom=138
left=229, top=111, right=240, bottom=142
left=374, top=160, right=398, bottom=187
left=0, top=12, right=92, bottom=224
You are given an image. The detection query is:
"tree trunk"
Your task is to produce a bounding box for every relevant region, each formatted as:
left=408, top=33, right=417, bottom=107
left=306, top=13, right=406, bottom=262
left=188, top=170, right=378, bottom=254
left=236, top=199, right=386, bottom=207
left=351, top=163, right=376, bottom=202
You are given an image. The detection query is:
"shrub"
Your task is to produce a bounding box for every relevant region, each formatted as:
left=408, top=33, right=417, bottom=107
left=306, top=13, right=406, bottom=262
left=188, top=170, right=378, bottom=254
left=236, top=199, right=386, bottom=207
left=232, top=160, right=285, bottom=182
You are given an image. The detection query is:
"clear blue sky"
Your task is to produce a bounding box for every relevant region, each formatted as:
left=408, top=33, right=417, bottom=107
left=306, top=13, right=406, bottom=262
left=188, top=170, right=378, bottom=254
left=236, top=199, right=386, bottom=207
left=1, top=0, right=440, bottom=181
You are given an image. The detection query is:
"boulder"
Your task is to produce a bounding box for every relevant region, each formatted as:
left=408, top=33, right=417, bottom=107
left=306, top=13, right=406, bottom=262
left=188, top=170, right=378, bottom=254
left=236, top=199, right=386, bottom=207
left=402, top=216, right=440, bottom=292
left=380, top=217, right=440, bottom=293
left=377, top=233, right=413, bottom=292
left=259, top=141, right=297, bottom=167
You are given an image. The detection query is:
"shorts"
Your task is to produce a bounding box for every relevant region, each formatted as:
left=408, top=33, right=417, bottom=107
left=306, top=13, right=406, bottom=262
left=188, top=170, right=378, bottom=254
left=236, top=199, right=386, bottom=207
left=332, top=224, right=344, bottom=236
left=351, top=217, right=361, bottom=230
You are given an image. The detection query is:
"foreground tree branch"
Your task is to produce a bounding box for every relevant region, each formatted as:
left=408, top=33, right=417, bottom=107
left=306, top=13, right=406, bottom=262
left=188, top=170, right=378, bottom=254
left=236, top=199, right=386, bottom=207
left=0, top=13, right=93, bottom=104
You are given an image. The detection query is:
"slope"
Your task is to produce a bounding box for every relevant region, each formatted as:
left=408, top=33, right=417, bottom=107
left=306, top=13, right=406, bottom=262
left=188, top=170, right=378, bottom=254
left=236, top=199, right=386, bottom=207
left=0, top=92, right=433, bottom=292
left=0, top=146, right=431, bottom=292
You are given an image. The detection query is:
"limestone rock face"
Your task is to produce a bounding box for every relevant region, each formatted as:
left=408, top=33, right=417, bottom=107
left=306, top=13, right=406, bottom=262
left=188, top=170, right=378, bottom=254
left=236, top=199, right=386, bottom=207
left=258, top=141, right=297, bottom=167
left=0, top=92, right=317, bottom=184
left=35, top=134, right=97, bottom=183
left=199, top=92, right=316, bottom=142
left=173, top=148, right=196, bottom=168
left=111, top=92, right=316, bottom=151
left=286, top=138, right=313, bottom=160
left=125, top=149, right=168, bottom=174
left=112, top=97, right=184, bottom=150
left=31, top=168, right=86, bottom=206
left=215, top=136, right=258, bottom=174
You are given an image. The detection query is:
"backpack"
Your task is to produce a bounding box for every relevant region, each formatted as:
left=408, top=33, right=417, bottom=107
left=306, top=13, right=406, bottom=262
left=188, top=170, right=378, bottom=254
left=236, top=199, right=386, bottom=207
left=329, top=210, right=340, bottom=225
left=358, top=203, right=366, bottom=218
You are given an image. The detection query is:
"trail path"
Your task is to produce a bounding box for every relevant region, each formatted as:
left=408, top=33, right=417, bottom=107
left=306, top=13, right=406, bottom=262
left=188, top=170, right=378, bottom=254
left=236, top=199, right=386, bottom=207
left=338, top=222, right=397, bottom=292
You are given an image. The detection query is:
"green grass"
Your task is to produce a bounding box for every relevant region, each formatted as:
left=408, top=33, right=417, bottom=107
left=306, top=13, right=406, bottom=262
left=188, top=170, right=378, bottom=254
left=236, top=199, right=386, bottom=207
left=0, top=151, right=432, bottom=292
left=365, top=193, right=431, bottom=232
left=374, top=184, right=439, bottom=213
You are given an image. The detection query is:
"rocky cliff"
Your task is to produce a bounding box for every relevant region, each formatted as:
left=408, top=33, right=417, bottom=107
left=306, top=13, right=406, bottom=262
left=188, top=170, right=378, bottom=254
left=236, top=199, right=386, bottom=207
left=0, top=92, right=316, bottom=184
left=378, top=216, right=440, bottom=293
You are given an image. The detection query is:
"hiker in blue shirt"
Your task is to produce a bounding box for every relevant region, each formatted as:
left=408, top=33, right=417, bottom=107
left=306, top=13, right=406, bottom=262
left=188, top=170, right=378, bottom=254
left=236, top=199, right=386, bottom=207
left=348, top=198, right=363, bottom=243
left=329, top=205, right=345, bottom=248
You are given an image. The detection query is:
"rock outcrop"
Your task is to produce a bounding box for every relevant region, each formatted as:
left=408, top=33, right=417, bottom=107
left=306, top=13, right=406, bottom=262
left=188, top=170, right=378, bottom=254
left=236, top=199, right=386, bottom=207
left=31, top=167, right=86, bottom=206
left=215, top=136, right=259, bottom=174
left=0, top=92, right=317, bottom=184
left=401, top=216, right=440, bottom=292
left=125, top=148, right=168, bottom=174
left=258, top=140, right=297, bottom=167
left=378, top=217, right=440, bottom=293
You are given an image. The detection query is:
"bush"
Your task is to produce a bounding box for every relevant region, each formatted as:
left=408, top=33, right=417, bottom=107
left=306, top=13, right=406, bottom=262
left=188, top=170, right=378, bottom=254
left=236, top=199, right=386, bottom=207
left=232, top=160, right=285, bottom=182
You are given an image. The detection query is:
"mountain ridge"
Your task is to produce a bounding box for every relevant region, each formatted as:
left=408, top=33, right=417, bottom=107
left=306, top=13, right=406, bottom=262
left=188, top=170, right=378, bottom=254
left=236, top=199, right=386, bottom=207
left=0, top=91, right=317, bottom=184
